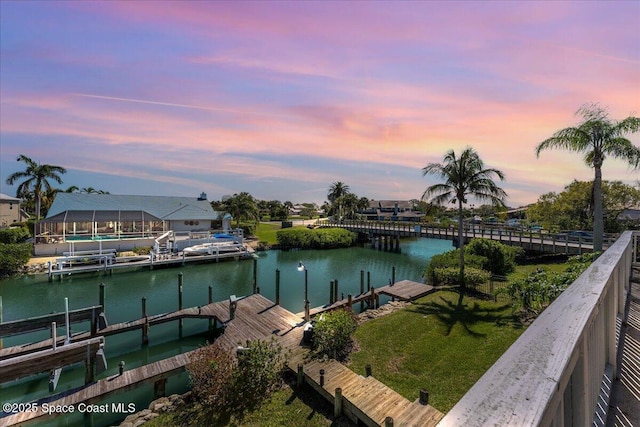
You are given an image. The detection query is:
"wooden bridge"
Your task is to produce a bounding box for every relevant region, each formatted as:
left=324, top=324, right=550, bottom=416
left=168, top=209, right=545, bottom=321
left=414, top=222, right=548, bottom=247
left=1, top=285, right=443, bottom=426
left=320, top=219, right=613, bottom=255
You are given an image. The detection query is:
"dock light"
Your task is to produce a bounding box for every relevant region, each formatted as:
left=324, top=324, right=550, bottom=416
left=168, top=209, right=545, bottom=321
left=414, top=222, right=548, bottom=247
left=297, top=262, right=310, bottom=322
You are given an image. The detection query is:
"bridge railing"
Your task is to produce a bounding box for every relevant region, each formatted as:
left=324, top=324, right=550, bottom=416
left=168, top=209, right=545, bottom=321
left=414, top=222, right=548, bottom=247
left=437, top=230, right=637, bottom=426
left=318, top=219, right=618, bottom=253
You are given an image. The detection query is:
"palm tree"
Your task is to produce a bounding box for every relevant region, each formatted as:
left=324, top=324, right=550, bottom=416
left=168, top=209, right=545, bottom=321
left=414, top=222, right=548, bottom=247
left=223, top=192, right=259, bottom=228
left=6, top=155, right=67, bottom=221
left=535, top=104, right=640, bottom=252
left=422, top=147, right=507, bottom=290
left=328, top=182, right=351, bottom=219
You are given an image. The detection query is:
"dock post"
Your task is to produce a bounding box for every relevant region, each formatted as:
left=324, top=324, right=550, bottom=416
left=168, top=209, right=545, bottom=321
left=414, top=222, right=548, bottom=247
left=329, top=281, right=335, bottom=304
left=51, top=321, right=57, bottom=350
left=208, top=285, right=214, bottom=333
left=365, top=364, right=372, bottom=377
left=297, top=364, right=304, bottom=390
left=367, top=271, right=371, bottom=291
left=334, top=387, right=343, bottom=418
left=154, top=378, right=167, bottom=398
left=85, top=341, right=96, bottom=384
left=370, top=287, right=376, bottom=309
left=391, top=266, right=395, bottom=285
left=253, top=258, right=258, bottom=294
left=178, top=273, right=184, bottom=338
left=99, top=283, right=105, bottom=312
left=275, top=269, right=280, bottom=305
left=347, top=294, right=352, bottom=310
left=360, top=271, right=365, bottom=311
left=90, top=306, right=98, bottom=337
left=319, top=369, right=325, bottom=387
left=385, top=417, right=394, bottom=427
left=334, top=280, right=339, bottom=303
left=47, top=261, right=53, bottom=282
left=142, top=297, right=149, bottom=346
left=419, top=389, right=429, bottom=405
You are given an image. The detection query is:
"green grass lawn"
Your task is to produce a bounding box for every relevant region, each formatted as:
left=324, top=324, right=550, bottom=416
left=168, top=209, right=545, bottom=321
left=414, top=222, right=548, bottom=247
left=349, top=290, right=526, bottom=413
left=254, top=222, right=282, bottom=245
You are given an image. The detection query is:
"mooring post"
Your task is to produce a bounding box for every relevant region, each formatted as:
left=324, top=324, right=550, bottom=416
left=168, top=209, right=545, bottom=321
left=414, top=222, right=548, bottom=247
left=347, top=294, right=352, bottom=310
left=334, top=387, right=343, bottom=418
left=365, top=364, right=372, bottom=377
left=178, top=273, right=184, bottom=338
left=419, top=389, right=429, bottom=405
left=142, top=297, right=149, bottom=346
left=297, top=364, right=304, bottom=390
left=275, top=269, right=281, bottom=305
left=391, top=266, right=395, bottom=285
left=119, top=360, right=125, bottom=375
left=319, top=369, right=325, bottom=387
left=329, top=280, right=335, bottom=304
left=47, top=261, right=53, bottom=282
left=99, top=283, right=105, bottom=312
left=253, top=258, right=258, bottom=294
left=334, top=279, right=339, bottom=301
left=154, top=378, right=167, bottom=398
left=51, top=321, right=57, bottom=350
left=208, top=285, right=214, bottom=333
left=367, top=271, right=371, bottom=291
left=370, top=287, right=376, bottom=308
left=385, top=416, right=394, bottom=427
left=360, top=271, right=365, bottom=311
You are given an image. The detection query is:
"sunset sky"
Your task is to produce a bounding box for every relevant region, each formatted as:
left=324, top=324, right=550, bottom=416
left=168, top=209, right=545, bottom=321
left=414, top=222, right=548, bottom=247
left=1, top=1, right=639, bottom=208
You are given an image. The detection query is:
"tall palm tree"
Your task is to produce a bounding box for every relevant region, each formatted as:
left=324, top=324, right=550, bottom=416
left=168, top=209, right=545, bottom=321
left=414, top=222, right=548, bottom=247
left=328, top=182, right=350, bottom=219
left=535, top=105, right=640, bottom=252
left=6, top=155, right=67, bottom=221
left=422, top=147, right=507, bottom=290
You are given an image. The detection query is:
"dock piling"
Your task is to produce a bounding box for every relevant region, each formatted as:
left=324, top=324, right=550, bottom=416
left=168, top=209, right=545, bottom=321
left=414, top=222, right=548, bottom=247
left=275, top=269, right=280, bottom=305
left=334, top=387, right=343, bottom=417
left=142, top=297, right=149, bottom=346
left=178, top=273, right=183, bottom=338
left=253, top=258, right=258, bottom=294
left=208, top=286, right=214, bottom=333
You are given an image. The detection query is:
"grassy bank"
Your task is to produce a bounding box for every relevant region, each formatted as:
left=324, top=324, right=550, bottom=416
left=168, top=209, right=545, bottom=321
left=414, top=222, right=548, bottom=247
left=349, top=290, right=525, bottom=413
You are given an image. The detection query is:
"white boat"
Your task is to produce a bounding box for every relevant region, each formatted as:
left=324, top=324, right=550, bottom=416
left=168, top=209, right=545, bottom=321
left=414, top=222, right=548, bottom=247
left=183, top=241, right=244, bottom=256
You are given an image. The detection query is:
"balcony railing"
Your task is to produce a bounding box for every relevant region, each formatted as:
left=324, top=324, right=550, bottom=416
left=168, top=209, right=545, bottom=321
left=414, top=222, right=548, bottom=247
left=437, top=231, right=638, bottom=426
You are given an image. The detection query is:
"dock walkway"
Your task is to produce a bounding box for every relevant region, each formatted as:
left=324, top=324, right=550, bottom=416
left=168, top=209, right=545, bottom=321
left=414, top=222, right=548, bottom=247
left=2, top=291, right=443, bottom=426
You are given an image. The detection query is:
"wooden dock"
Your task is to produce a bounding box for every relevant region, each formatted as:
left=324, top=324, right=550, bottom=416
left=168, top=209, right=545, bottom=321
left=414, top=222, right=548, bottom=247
left=1, top=292, right=443, bottom=427
left=297, top=280, right=435, bottom=318
left=47, top=246, right=254, bottom=281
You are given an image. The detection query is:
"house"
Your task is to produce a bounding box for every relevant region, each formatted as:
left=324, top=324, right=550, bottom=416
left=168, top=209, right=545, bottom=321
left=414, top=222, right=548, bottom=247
left=36, top=193, right=228, bottom=255
left=360, top=200, right=424, bottom=222
left=0, top=193, right=28, bottom=227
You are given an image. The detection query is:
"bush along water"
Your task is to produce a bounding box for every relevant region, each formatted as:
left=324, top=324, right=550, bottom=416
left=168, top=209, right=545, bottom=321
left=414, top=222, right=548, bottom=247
left=500, top=252, right=597, bottom=316
left=276, top=227, right=356, bottom=250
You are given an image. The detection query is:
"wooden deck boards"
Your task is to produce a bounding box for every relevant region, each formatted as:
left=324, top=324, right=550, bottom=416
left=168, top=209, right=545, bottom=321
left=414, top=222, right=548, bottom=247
left=2, top=292, right=444, bottom=427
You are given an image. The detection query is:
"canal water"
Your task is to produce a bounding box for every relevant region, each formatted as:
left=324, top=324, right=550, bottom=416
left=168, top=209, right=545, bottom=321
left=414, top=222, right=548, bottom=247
left=0, top=238, right=452, bottom=426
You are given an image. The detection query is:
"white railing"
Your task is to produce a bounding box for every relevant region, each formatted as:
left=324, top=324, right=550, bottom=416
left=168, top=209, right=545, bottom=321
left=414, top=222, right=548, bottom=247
left=438, top=231, right=637, bottom=426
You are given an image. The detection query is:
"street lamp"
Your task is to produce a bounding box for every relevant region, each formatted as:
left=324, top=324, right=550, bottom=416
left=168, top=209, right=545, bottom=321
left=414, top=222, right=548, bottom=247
left=297, top=261, right=310, bottom=322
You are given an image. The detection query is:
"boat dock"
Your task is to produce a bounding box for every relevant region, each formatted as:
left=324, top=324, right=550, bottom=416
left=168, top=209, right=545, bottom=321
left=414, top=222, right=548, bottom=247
left=46, top=245, right=254, bottom=281
left=1, top=284, right=443, bottom=426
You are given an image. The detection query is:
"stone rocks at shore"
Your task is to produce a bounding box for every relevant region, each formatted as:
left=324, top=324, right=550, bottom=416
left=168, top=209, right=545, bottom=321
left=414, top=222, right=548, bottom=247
left=118, top=393, right=188, bottom=427
left=356, top=300, right=411, bottom=323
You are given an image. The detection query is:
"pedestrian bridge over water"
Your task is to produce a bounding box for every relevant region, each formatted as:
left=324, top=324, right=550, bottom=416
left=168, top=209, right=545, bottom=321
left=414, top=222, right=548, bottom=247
left=319, top=219, right=615, bottom=255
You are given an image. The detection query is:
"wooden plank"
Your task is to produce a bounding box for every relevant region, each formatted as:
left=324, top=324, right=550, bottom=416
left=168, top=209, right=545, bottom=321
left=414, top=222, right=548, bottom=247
left=0, top=337, right=104, bottom=384
left=0, top=306, right=103, bottom=337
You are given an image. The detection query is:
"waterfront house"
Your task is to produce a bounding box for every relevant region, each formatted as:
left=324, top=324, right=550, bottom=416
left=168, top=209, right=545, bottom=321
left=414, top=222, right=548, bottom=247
left=0, top=193, right=28, bottom=228
left=35, top=193, right=228, bottom=255
left=361, top=200, right=424, bottom=222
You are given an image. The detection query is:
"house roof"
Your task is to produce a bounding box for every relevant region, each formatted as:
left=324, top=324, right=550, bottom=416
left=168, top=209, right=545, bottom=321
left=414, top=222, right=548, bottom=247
left=368, top=200, right=413, bottom=209
left=0, top=193, right=21, bottom=202
left=45, top=193, right=221, bottom=222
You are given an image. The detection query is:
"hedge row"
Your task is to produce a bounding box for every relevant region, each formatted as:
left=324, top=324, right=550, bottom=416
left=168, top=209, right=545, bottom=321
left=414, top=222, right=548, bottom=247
left=276, top=227, right=356, bottom=249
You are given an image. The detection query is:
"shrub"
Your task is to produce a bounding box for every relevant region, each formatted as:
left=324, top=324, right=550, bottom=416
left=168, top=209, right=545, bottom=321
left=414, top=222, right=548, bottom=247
left=0, top=227, right=30, bottom=244
left=132, top=246, right=152, bottom=255
left=432, top=266, right=490, bottom=288
left=424, top=249, right=485, bottom=285
left=0, top=243, right=32, bottom=279
left=313, top=309, right=357, bottom=360
left=464, top=238, right=523, bottom=276
left=187, top=341, right=236, bottom=410
left=276, top=227, right=356, bottom=249
left=501, top=252, right=595, bottom=315
left=187, top=338, right=286, bottom=417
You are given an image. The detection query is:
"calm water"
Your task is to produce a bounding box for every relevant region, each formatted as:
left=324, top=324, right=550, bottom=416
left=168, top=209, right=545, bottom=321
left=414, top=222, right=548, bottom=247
left=0, top=238, right=452, bottom=426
